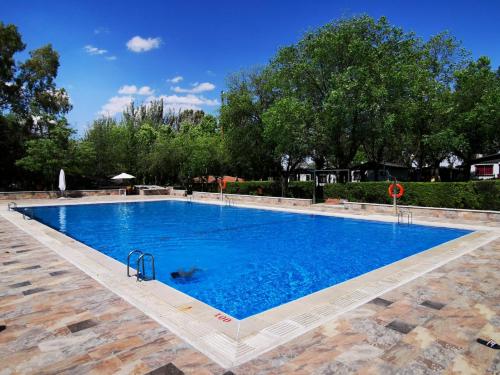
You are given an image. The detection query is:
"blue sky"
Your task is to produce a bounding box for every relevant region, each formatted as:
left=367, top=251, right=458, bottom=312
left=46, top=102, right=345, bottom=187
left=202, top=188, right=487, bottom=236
left=2, top=0, right=499, bottom=135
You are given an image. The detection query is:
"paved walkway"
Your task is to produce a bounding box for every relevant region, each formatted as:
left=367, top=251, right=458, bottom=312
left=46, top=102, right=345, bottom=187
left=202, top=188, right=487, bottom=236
left=1, top=216, right=499, bottom=374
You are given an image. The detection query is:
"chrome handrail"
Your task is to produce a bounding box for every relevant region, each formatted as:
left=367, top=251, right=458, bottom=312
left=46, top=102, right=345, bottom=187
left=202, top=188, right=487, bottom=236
left=127, top=249, right=143, bottom=277
left=7, top=202, right=17, bottom=211
left=22, top=207, right=33, bottom=220
left=136, top=253, right=155, bottom=281
left=397, top=208, right=413, bottom=225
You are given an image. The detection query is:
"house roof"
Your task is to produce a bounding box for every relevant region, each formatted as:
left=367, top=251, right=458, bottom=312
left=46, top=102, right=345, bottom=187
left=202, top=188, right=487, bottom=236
left=471, top=152, right=500, bottom=164
left=351, top=161, right=408, bottom=170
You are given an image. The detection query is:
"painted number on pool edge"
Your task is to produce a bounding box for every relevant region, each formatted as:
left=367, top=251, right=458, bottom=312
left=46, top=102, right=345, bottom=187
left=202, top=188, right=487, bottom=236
left=214, top=313, right=232, bottom=323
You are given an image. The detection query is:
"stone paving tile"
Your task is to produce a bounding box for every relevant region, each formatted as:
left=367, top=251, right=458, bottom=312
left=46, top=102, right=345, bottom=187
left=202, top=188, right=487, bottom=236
left=0, top=215, right=499, bottom=374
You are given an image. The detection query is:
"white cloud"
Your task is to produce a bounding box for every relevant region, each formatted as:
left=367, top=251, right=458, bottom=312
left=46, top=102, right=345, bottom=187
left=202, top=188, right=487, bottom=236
left=145, top=94, right=218, bottom=112
left=167, top=76, right=183, bottom=84
left=118, top=85, right=138, bottom=95
left=171, top=82, right=216, bottom=94
left=137, top=86, right=154, bottom=95
left=126, top=36, right=161, bottom=53
left=105, top=55, right=117, bottom=61
left=117, top=85, right=154, bottom=96
left=94, top=27, right=110, bottom=35
left=84, top=45, right=107, bottom=55
left=98, top=96, right=133, bottom=116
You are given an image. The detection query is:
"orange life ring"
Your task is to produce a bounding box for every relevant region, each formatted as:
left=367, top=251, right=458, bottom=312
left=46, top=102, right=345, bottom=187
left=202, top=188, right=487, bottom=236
left=219, top=178, right=227, bottom=190
left=388, top=183, right=404, bottom=199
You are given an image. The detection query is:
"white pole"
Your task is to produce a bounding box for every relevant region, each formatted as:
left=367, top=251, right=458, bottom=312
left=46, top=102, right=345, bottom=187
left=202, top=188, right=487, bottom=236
left=393, top=178, right=397, bottom=214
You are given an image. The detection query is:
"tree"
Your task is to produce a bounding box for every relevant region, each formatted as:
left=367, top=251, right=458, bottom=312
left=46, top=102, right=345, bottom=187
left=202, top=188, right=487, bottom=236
left=0, top=22, right=72, bottom=189
left=452, top=57, right=500, bottom=179
left=263, top=97, right=312, bottom=194
left=219, top=71, right=278, bottom=180
left=267, top=16, right=424, bottom=170
left=16, top=121, right=74, bottom=189
left=0, top=22, right=25, bottom=112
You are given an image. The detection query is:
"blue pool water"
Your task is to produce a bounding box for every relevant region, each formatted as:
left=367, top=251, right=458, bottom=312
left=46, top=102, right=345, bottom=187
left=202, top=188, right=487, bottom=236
left=26, top=201, right=470, bottom=319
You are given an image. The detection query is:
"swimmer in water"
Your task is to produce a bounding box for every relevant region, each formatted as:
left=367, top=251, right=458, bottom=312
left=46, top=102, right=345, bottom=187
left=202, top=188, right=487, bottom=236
left=171, top=267, right=200, bottom=279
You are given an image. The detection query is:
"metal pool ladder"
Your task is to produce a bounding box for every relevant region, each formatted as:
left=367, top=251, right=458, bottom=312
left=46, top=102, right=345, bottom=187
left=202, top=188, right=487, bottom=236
left=22, top=207, right=34, bottom=220
left=127, top=250, right=156, bottom=281
left=397, top=208, right=413, bottom=225
left=7, top=202, right=17, bottom=211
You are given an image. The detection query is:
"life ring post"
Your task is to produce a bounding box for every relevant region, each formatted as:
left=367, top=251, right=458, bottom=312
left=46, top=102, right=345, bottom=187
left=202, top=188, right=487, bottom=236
left=388, top=181, right=404, bottom=213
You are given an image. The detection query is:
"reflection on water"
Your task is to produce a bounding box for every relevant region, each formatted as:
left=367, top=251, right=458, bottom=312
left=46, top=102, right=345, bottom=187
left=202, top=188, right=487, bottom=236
left=59, top=206, right=67, bottom=232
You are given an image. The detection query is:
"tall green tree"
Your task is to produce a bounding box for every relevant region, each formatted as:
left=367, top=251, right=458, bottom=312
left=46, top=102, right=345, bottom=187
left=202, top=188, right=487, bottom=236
left=262, top=97, right=312, bottom=194
left=452, top=57, right=500, bottom=179
left=0, top=22, right=72, bottom=189
left=219, top=71, right=278, bottom=180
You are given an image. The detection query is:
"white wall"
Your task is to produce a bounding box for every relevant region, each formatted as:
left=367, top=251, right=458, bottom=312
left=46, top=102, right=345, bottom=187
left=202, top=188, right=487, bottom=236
left=470, top=163, right=500, bottom=179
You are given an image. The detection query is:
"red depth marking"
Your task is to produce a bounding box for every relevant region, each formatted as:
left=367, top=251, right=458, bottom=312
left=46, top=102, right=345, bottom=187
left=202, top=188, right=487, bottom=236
left=214, top=313, right=232, bottom=323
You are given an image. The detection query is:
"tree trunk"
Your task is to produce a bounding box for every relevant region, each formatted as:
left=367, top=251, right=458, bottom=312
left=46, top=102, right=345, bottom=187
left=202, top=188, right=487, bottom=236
left=280, top=174, right=289, bottom=197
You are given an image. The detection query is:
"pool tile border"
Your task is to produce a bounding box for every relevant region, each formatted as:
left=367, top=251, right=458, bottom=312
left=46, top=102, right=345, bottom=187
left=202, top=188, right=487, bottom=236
left=2, top=197, right=499, bottom=368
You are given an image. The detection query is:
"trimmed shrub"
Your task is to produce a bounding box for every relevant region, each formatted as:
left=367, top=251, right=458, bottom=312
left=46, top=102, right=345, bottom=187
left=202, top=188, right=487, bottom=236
left=224, top=181, right=314, bottom=199
left=324, top=180, right=500, bottom=210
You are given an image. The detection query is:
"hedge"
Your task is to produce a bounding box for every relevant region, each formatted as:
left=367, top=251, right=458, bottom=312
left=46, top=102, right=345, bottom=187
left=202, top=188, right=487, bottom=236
left=324, top=180, right=500, bottom=211
left=224, top=181, right=314, bottom=199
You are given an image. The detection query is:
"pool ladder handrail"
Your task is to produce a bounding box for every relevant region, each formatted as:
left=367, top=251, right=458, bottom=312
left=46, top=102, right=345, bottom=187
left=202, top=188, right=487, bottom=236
left=127, top=249, right=156, bottom=281
left=7, top=202, right=17, bottom=211
left=22, top=207, right=34, bottom=220
left=397, top=208, right=413, bottom=225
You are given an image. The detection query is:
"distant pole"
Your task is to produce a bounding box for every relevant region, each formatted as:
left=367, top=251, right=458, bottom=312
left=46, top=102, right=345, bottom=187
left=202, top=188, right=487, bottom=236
left=393, top=177, right=397, bottom=214
left=312, top=169, right=316, bottom=204
left=220, top=90, right=224, bottom=136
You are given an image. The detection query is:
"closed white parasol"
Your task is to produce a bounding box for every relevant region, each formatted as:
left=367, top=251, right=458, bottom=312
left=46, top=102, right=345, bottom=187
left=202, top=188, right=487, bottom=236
left=58, top=169, right=66, bottom=192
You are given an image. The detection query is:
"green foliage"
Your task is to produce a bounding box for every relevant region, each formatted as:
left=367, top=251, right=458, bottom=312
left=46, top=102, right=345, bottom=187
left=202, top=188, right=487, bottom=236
left=0, top=22, right=25, bottom=111
left=16, top=121, right=74, bottom=188
left=1, top=17, right=499, bottom=193
left=82, top=102, right=226, bottom=186
left=263, top=97, right=313, bottom=176
left=324, top=181, right=500, bottom=210
left=0, top=22, right=72, bottom=189
left=451, top=57, right=500, bottom=177
left=219, top=71, right=278, bottom=180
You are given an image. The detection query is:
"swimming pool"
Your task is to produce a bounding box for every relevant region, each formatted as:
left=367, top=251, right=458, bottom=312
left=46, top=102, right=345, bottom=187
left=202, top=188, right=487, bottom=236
left=25, top=201, right=470, bottom=319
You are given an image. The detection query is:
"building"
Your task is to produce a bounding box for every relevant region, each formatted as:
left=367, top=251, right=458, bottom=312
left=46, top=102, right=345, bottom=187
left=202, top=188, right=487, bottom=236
left=290, top=168, right=350, bottom=185
left=470, top=153, right=500, bottom=179
left=350, top=162, right=409, bottom=182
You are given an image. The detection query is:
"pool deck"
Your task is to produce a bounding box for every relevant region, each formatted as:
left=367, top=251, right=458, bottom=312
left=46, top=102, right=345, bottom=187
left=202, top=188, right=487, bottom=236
left=1, top=196, right=499, bottom=374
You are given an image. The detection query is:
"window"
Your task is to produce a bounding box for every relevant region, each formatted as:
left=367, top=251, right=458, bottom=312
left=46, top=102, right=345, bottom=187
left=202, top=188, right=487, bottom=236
left=476, top=165, right=493, bottom=176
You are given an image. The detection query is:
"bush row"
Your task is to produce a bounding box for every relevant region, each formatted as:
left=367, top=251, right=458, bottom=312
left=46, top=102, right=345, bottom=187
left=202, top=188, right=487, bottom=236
left=224, top=181, right=314, bottom=199
left=324, top=180, right=500, bottom=210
